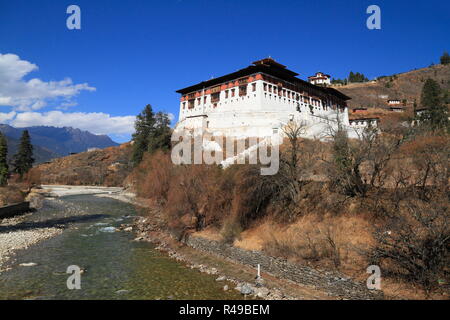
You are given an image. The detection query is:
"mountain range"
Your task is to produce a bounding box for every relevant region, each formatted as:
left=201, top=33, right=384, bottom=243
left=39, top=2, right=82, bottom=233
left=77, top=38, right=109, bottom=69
left=0, top=124, right=119, bottom=164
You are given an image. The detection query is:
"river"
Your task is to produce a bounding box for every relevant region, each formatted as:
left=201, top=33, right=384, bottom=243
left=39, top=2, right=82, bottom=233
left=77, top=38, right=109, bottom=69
left=0, top=195, right=243, bottom=300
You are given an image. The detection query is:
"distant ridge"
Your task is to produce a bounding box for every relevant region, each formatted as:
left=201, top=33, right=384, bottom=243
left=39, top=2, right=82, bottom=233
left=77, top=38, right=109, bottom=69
left=0, top=124, right=119, bottom=163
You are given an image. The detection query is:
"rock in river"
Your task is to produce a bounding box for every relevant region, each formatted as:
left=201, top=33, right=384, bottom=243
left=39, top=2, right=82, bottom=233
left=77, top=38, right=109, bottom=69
left=99, top=226, right=117, bottom=233
left=19, top=262, right=37, bottom=267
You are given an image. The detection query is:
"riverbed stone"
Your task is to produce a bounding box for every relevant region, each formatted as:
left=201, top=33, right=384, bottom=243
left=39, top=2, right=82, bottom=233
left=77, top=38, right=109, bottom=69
left=255, top=276, right=265, bottom=287
left=115, top=289, right=129, bottom=294
left=255, top=287, right=270, bottom=298
left=19, top=262, right=37, bottom=267
left=240, top=283, right=254, bottom=295
left=99, top=226, right=116, bottom=233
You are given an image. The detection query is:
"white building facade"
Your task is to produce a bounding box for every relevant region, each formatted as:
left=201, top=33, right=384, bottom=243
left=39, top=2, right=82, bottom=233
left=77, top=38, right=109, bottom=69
left=308, top=72, right=331, bottom=86
left=175, top=59, right=365, bottom=140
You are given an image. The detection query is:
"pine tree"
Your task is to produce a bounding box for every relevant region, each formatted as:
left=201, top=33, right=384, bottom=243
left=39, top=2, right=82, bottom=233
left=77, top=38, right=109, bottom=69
left=440, top=51, right=450, bottom=65
left=147, top=112, right=172, bottom=154
left=419, top=78, right=450, bottom=131
left=132, top=104, right=156, bottom=165
left=348, top=71, right=368, bottom=83
left=131, top=105, right=172, bottom=165
left=348, top=71, right=355, bottom=83
left=0, top=132, right=8, bottom=186
left=12, top=130, right=34, bottom=178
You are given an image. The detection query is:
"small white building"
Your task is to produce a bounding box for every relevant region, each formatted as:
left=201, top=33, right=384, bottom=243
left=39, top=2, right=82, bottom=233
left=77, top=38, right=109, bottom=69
left=175, top=59, right=366, bottom=140
left=387, top=99, right=401, bottom=105
left=308, top=72, right=331, bottom=86
left=349, top=118, right=379, bottom=128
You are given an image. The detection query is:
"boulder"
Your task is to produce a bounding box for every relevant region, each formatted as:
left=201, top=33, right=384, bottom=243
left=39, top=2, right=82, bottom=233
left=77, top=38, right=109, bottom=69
left=255, top=287, right=270, bottom=298
left=239, top=283, right=254, bottom=295
left=216, top=276, right=226, bottom=281
left=26, top=192, right=44, bottom=209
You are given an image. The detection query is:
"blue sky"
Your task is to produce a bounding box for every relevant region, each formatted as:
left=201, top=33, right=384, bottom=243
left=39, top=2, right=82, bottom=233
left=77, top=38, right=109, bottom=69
left=0, top=0, right=449, bottom=142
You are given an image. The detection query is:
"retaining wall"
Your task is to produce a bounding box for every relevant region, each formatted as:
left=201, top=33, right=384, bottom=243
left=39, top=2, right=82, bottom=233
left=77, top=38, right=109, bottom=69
left=183, top=235, right=383, bottom=300
left=0, top=202, right=31, bottom=219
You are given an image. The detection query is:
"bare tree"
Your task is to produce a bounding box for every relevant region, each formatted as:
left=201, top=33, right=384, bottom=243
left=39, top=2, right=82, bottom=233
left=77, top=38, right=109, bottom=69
left=369, top=197, right=449, bottom=293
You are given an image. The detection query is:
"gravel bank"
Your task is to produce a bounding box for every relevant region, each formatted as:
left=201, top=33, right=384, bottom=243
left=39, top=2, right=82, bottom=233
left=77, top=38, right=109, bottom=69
left=41, top=185, right=123, bottom=197
left=0, top=185, right=130, bottom=273
left=0, top=213, right=62, bottom=272
left=0, top=192, right=107, bottom=274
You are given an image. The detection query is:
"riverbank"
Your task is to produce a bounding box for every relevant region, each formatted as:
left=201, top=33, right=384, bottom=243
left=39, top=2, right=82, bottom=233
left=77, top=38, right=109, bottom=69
left=41, top=185, right=124, bottom=197
left=120, top=202, right=383, bottom=300
left=0, top=186, right=127, bottom=274
left=0, top=200, right=69, bottom=273
left=7, top=185, right=381, bottom=300
left=0, top=211, right=63, bottom=273
left=0, top=186, right=130, bottom=273
left=1, top=193, right=248, bottom=300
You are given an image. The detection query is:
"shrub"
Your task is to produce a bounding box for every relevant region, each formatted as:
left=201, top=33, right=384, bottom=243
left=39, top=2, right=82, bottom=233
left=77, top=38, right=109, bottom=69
left=220, top=216, right=243, bottom=244
left=440, top=51, right=450, bottom=65
left=369, top=197, right=449, bottom=293
left=133, top=151, right=173, bottom=202
left=0, top=186, right=25, bottom=206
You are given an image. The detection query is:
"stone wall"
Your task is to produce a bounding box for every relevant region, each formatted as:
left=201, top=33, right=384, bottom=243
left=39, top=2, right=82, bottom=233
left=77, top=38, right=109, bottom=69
left=184, top=235, right=383, bottom=300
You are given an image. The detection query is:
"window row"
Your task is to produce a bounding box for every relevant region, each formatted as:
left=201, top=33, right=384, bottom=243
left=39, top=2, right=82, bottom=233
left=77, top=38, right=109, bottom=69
left=182, top=83, right=258, bottom=108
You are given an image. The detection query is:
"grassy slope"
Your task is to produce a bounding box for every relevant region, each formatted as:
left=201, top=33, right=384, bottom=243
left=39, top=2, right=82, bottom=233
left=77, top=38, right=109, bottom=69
left=336, top=64, right=450, bottom=111
left=36, top=143, right=132, bottom=187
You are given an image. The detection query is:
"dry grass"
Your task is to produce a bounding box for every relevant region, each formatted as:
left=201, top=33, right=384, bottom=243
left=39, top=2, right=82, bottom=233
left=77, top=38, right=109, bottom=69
left=37, top=143, right=132, bottom=187
left=227, top=213, right=448, bottom=299
left=338, top=64, right=450, bottom=110
left=131, top=127, right=449, bottom=299
left=251, top=214, right=374, bottom=274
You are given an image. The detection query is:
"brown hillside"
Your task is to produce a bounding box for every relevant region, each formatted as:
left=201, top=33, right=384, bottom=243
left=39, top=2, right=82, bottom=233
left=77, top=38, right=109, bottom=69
left=37, top=143, right=132, bottom=187
left=335, top=64, right=450, bottom=111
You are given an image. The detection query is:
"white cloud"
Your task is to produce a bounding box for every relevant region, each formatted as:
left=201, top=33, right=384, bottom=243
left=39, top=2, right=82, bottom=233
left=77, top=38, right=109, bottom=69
left=0, top=111, right=16, bottom=123
left=0, top=54, right=179, bottom=139
left=10, top=111, right=135, bottom=135
left=56, top=101, right=78, bottom=110
left=0, top=53, right=95, bottom=111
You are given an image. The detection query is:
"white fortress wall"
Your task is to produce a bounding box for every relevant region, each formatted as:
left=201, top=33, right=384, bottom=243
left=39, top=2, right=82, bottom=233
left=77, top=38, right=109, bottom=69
left=175, top=59, right=374, bottom=145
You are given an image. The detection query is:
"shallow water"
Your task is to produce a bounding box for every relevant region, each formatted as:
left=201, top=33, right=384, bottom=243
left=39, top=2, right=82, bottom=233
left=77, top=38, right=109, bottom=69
left=0, top=195, right=243, bottom=300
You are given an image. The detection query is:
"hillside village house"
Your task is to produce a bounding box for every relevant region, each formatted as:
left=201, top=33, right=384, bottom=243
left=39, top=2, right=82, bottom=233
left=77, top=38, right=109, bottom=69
left=175, top=58, right=373, bottom=140
left=387, top=99, right=401, bottom=106
left=349, top=117, right=379, bottom=128
left=308, top=72, right=331, bottom=86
